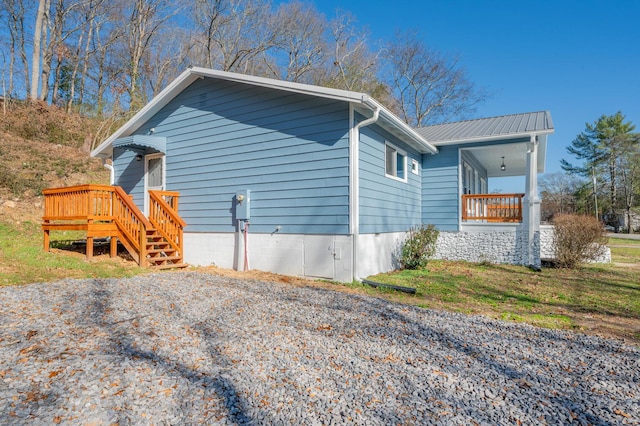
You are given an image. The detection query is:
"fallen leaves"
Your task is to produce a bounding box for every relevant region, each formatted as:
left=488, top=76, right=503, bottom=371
left=614, top=408, right=631, bottom=418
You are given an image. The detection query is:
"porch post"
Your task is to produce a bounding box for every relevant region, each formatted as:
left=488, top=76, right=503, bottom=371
left=522, top=135, right=541, bottom=269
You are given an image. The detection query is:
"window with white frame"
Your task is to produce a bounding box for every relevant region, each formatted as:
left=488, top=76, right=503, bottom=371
left=411, top=159, right=419, bottom=175
left=385, top=142, right=407, bottom=181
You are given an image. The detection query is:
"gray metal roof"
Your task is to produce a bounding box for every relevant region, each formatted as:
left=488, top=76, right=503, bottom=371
left=414, top=111, right=554, bottom=144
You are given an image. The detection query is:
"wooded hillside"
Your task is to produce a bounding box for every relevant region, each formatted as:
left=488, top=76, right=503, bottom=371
left=0, top=0, right=485, bottom=134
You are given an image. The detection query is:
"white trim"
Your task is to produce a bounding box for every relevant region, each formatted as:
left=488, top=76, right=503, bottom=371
left=457, top=148, right=463, bottom=230
left=429, top=129, right=553, bottom=146
left=384, top=142, right=408, bottom=183
left=143, top=153, right=165, bottom=215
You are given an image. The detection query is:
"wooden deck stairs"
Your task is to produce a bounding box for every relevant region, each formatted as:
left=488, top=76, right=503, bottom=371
left=144, top=228, right=187, bottom=269
left=42, top=185, right=187, bottom=269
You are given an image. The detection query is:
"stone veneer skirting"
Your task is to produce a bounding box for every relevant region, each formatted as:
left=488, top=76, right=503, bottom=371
left=434, top=229, right=539, bottom=266
left=435, top=225, right=610, bottom=266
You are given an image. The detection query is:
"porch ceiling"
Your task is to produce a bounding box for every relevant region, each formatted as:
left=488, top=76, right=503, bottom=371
left=465, top=136, right=547, bottom=177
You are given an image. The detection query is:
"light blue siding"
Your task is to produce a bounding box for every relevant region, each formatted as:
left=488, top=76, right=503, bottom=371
left=358, top=122, right=422, bottom=234
left=422, top=145, right=459, bottom=231
left=120, top=77, right=351, bottom=234
left=113, top=147, right=145, bottom=208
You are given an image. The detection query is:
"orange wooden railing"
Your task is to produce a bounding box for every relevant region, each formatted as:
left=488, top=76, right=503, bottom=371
left=43, top=184, right=114, bottom=221
left=462, top=193, right=524, bottom=223
left=111, top=186, right=153, bottom=264
left=42, top=185, right=183, bottom=267
left=148, top=190, right=186, bottom=259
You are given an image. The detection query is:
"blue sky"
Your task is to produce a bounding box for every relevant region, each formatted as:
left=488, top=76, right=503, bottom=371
left=310, top=0, right=640, bottom=192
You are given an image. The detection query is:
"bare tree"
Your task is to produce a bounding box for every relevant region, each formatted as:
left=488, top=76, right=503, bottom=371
left=539, top=172, right=583, bottom=221
left=110, top=0, right=175, bottom=111
left=617, top=136, right=640, bottom=232
left=30, top=0, right=48, bottom=100
left=86, top=2, right=124, bottom=114
left=266, top=1, right=326, bottom=83
left=383, top=30, right=486, bottom=127
left=323, top=11, right=379, bottom=91
left=190, top=0, right=227, bottom=69
left=188, top=0, right=275, bottom=74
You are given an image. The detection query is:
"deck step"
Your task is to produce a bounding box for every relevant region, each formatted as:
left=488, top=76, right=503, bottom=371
left=150, top=262, right=189, bottom=270
left=146, top=248, right=176, bottom=255
left=148, top=254, right=182, bottom=262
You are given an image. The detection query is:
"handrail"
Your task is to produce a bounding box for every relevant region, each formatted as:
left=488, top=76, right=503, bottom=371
left=152, top=190, right=181, bottom=211
left=112, top=186, right=152, bottom=264
left=148, top=190, right=185, bottom=258
left=462, top=193, right=524, bottom=223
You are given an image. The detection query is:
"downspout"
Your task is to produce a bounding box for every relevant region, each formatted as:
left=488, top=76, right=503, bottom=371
left=350, top=102, right=380, bottom=282
left=102, top=159, right=114, bottom=185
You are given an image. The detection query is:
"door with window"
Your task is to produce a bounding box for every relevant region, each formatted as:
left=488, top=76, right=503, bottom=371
left=144, top=153, right=165, bottom=215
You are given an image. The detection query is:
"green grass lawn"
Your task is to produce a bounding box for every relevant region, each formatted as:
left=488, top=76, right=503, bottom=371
left=361, top=240, right=640, bottom=344
left=0, top=221, right=146, bottom=286
left=608, top=237, right=640, bottom=264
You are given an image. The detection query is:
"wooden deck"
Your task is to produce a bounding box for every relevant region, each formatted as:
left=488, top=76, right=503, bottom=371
left=42, top=184, right=186, bottom=268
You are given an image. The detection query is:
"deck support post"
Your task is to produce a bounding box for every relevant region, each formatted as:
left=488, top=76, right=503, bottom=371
left=110, top=236, right=118, bottom=258
left=43, top=226, right=50, bottom=252
left=86, top=236, right=94, bottom=259
left=86, top=219, right=94, bottom=260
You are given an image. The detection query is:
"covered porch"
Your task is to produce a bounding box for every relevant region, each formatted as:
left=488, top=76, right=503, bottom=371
left=417, top=111, right=554, bottom=268
left=459, top=136, right=546, bottom=226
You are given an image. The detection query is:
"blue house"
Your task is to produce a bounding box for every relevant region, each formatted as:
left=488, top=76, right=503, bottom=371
left=89, top=67, right=554, bottom=281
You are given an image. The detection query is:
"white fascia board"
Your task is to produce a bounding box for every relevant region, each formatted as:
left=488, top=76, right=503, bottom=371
left=430, top=129, right=554, bottom=147
left=189, top=67, right=368, bottom=104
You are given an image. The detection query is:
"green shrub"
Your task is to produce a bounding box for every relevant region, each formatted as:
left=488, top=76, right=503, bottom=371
left=400, top=224, right=439, bottom=270
left=552, top=214, right=608, bottom=268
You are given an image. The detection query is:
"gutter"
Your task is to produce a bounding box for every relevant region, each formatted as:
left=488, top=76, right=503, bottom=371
left=363, top=97, right=438, bottom=155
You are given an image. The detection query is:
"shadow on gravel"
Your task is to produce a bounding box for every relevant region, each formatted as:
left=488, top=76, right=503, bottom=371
left=232, top=280, right=622, bottom=424
left=86, top=279, right=263, bottom=424
left=361, top=297, right=624, bottom=424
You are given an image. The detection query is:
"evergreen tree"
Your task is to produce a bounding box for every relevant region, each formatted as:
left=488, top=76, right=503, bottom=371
left=561, top=112, right=638, bottom=221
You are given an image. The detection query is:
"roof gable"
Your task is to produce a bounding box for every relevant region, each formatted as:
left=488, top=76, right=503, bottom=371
left=91, top=67, right=437, bottom=158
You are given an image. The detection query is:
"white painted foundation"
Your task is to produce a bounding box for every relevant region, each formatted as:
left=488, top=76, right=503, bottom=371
left=356, top=232, right=406, bottom=278
left=183, top=232, right=354, bottom=282
left=184, top=226, right=611, bottom=284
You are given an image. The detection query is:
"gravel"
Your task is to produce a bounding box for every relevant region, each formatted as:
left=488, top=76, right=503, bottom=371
left=0, top=272, right=638, bottom=425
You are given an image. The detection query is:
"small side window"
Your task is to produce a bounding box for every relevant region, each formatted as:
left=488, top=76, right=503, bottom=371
left=411, top=159, right=419, bottom=175
left=385, top=142, right=407, bottom=182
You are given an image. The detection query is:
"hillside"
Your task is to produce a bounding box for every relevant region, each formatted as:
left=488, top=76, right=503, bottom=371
left=0, top=103, right=110, bottom=224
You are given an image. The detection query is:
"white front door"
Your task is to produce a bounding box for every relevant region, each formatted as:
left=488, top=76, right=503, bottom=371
left=144, top=153, right=165, bottom=215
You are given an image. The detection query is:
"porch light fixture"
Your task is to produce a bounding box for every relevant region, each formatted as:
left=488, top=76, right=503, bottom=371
left=500, top=156, right=506, bottom=172
left=135, top=154, right=143, bottom=161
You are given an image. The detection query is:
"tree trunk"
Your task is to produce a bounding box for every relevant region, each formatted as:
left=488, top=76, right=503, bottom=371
left=31, top=0, right=47, bottom=101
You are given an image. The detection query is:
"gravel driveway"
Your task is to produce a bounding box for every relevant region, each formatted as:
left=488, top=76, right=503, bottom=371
left=1, top=272, right=638, bottom=425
